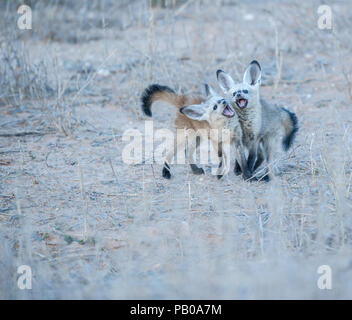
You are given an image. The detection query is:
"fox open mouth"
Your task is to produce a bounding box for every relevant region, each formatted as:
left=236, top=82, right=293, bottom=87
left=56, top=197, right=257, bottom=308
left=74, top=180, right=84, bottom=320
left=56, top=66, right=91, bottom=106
left=222, top=105, right=235, bottom=118
left=236, top=98, right=248, bottom=109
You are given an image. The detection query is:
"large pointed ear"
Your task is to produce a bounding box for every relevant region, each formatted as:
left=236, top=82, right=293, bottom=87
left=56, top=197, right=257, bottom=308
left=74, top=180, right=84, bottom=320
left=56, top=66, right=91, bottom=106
left=216, top=70, right=235, bottom=93
left=204, top=83, right=217, bottom=97
left=243, top=60, right=261, bottom=86
left=180, top=104, right=208, bottom=121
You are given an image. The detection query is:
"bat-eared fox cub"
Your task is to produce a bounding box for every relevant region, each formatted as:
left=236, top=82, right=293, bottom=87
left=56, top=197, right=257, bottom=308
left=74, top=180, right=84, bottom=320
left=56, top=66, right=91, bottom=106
left=141, top=84, right=251, bottom=180
left=217, top=60, right=298, bottom=181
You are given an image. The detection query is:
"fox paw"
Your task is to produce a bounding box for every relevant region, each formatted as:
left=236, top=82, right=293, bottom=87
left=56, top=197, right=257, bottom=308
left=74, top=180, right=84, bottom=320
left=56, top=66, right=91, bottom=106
left=234, top=163, right=242, bottom=176
left=162, top=167, right=171, bottom=179
left=190, top=165, right=205, bottom=175
left=259, top=174, right=270, bottom=182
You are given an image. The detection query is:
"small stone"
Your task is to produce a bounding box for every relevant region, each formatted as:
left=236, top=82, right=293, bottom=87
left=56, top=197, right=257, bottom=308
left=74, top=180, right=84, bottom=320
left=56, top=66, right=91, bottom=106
left=97, top=68, right=110, bottom=77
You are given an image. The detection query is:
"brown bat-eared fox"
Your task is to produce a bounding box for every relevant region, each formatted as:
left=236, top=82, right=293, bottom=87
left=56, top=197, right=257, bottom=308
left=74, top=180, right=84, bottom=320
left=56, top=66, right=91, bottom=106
left=216, top=60, right=298, bottom=181
left=141, top=84, right=251, bottom=180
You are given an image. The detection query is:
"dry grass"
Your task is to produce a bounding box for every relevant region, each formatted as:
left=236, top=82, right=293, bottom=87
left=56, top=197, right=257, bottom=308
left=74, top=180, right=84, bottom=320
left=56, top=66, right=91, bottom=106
left=1, top=0, right=352, bottom=299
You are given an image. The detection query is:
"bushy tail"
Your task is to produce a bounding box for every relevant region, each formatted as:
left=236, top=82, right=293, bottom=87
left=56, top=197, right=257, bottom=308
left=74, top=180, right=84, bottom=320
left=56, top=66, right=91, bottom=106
left=281, top=107, right=298, bottom=151
left=141, top=84, right=184, bottom=117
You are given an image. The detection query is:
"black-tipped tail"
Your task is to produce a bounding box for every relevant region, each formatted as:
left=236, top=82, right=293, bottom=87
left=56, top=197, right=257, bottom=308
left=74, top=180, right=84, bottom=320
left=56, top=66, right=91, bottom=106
left=281, top=107, right=298, bottom=151
left=141, top=84, right=175, bottom=117
left=250, top=60, right=261, bottom=71
left=216, top=69, right=225, bottom=79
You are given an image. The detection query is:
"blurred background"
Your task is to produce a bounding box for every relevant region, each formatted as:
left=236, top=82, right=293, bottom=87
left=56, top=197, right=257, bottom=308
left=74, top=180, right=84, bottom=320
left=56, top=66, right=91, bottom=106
left=1, top=0, right=352, bottom=299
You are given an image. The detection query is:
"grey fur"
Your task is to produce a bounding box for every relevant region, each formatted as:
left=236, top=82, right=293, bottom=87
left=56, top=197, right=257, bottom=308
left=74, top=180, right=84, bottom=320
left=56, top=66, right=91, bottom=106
left=217, top=61, right=298, bottom=181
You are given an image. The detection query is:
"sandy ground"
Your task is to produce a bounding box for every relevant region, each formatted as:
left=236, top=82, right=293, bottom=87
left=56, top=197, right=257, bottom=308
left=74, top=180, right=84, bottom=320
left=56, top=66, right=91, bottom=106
left=1, top=0, right=352, bottom=299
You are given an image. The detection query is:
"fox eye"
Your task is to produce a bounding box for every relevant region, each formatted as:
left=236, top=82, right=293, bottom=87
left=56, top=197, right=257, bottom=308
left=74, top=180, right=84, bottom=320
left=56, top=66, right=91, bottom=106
left=213, top=105, right=218, bottom=110
left=233, top=91, right=237, bottom=96
left=243, top=90, right=248, bottom=94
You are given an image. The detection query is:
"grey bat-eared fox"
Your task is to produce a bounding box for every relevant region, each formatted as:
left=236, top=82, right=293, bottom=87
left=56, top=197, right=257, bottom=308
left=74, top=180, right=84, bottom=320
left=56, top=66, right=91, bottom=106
left=141, top=84, right=251, bottom=180
left=216, top=60, right=298, bottom=181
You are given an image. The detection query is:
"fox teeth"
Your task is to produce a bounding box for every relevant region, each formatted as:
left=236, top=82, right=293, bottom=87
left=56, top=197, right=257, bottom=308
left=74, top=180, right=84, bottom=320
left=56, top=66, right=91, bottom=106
left=239, top=99, right=246, bottom=107
left=222, top=106, right=235, bottom=117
